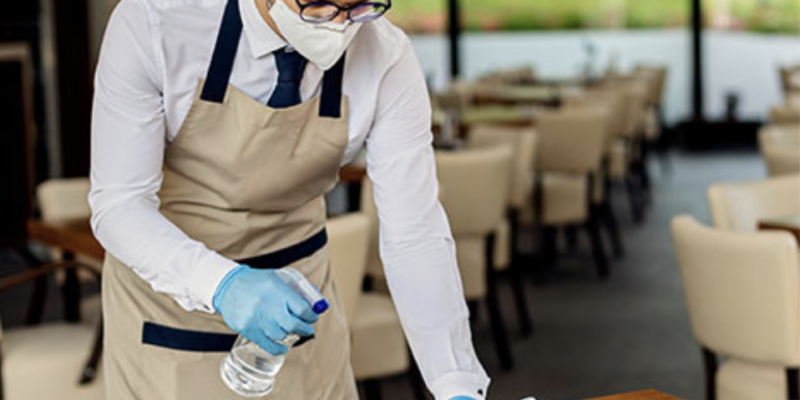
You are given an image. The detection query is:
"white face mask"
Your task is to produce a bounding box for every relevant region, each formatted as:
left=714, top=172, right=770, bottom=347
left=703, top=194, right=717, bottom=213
left=268, top=0, right=361, bottom=71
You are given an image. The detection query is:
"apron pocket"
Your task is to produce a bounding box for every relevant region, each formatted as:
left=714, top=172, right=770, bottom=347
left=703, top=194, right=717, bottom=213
left=143, top=322, right=236, bottom=352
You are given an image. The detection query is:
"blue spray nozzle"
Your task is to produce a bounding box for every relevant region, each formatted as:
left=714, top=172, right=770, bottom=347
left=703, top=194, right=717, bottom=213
left=313, top=299, right=330, bottom=315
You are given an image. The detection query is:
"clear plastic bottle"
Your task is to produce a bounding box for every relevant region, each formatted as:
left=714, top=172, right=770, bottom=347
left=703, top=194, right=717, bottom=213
left=220, top=267, right=329, bottom=398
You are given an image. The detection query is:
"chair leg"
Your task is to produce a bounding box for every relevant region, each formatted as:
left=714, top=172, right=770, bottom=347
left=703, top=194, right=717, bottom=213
left=361, top=380, right=382, bottom=400
left=702, top=347, right=718, bottom=400
left=585, top=214, right=610, bottom=279
left=625, top=175, right=644, bottom=224
left=597, top=202, right=625, bottom=258
left=508, top=211, right=534, bottom=337
left=564, top=225, right=579, bottom=252
left=408, top=356, right=429, bottom=400
left=787, top=368, right=799, bottom=400
left=0, top=350, right=5, bottom=400
left=485, top=234, right=513, bottom=371
left=62, top=252, right=82, bottom=323
left=80, top=317, right=104, bottom=384
left=535, top=226, right=556, bottom=285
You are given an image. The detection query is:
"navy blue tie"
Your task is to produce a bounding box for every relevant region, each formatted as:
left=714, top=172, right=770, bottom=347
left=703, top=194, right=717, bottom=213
left=268, top=47, right=308, bottom=108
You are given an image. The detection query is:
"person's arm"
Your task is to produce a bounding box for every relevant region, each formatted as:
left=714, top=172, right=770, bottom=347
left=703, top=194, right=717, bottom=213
left=90, top=0, right=237, bottom=312
left=365, top=40, right=490, bottom=400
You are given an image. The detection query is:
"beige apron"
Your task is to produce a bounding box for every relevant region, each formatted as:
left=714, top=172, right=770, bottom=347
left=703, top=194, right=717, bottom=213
left=102, top=0, right=357, bottom=398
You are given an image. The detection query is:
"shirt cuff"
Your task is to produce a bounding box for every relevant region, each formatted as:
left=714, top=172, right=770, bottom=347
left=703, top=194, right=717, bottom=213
left=429, top=371, right=491, bottom=400
left=187, top=251, right=239, bottom=313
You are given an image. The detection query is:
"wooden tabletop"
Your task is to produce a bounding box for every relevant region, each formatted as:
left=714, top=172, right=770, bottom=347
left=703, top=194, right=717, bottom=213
left=758, top=214, right=800, bottom=245
left=27, top=218, right=105, bottom=260
left=582, top=390, right=682, bottom=400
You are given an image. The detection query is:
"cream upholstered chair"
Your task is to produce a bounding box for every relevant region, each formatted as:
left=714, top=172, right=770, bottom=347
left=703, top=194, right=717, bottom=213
left=329, top=211, right=423, bottom=400
left=770, top=104, right=800, bottom=126
left=436, top=144, right=515, bottom=371
left=0, top=266, right=104, bottom=400
left=467, top=125, right=537, bottom=336
left=563, top=91, right=627, bottom=257
left=671, top=216, right=800, bottom=400
left=534, top=106, right=612, bottom=282
left=708, top=174, right=800, bottom=232
left=35, top=178, right=103, bottom=328
left=759, top=125, right=800, bottom=177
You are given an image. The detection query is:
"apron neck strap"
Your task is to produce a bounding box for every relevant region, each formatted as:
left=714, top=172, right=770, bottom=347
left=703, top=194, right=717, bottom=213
left=201, top=0, right=243, bottom=103
left=200, top=0, right=347, bottom=120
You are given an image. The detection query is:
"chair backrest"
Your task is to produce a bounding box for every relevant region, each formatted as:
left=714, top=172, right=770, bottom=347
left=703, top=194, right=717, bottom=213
left=564, top=90, right=625, bottom=146
left=708, top=174, right=800, bottom=231
left=359, top=178, right=385, bottom=280
left=327, top=212, right=371, bottom=327
left=671, top=216, right=800, bottom=367
left=36, top=178, right=92, bottom=222
left=468, top=125, right=538, bottom=210
left=759, top=124, right=800, bottom=177
left=435, top=144, right=514, bottom=236
left=536, top=107, right=609, bottom=174
left=770, top=104, right=800, bottom=126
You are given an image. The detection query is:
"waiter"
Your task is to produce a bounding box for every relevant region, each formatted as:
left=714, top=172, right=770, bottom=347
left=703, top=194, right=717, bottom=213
left=90, top=0, right=489, bottom=399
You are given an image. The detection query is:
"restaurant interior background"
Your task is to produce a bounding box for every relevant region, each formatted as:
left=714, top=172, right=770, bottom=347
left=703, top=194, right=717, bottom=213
left=0, top=0, right=799, bottom=399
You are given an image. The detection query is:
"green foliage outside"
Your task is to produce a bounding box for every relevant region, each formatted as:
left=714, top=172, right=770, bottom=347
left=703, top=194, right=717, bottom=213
left=387, top=0, right=799, bottom=35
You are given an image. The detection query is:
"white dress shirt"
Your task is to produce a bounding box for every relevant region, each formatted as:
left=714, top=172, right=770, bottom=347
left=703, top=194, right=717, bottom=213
left=90, top=0, right=489, bottom=398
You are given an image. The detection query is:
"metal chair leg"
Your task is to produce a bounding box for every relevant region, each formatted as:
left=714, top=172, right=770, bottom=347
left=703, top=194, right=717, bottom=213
left=585, top=214, right=610, bottom=279
left=80, top=317, right=104, bottom=385
left=361, top=380, right=382, bottom=400
left=408, top=355, right=429, bottom=400
left=508, top=210, right=533, bottom=337
left=485, top=233, right=513, bottom=371
left=625, top=175, right=644, bottom=224
left=788, top=368, right=799, bottom=400
left=702, top=347, right=718, bottom=400
left=598, top=202, right=625, bottom=258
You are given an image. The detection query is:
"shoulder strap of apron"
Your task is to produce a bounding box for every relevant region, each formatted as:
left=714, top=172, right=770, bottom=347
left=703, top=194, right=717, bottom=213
left=200, top=0, right=243, bottom=103
left=200, top=0, right=347, bottom=120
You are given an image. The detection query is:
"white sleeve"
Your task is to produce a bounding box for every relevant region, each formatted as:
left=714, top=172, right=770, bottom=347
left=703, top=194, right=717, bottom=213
left=89, top=0, right=237, bottom=313
left=365, top=41, right=490, bottom=400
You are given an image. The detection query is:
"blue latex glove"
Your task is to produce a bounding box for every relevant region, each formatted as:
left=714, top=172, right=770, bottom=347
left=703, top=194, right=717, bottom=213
left=449, top=397, right=479, bottom=400
left=213, top=265, right=319, bottom=355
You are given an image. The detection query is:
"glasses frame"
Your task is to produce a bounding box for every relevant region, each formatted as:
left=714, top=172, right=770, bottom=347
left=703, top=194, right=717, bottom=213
left=294, top=0, right=392, bottom=24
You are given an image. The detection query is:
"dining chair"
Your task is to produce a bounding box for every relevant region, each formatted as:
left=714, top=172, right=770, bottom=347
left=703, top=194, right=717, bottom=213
left=564, top=91, right=627, bottom=257
left=327, top=212, right=424, bottom=400
left=671, top=216, right=799, bottom=400
left=533, top=106, right=612, bottom=282
left=770, top=104, right=800, bottom=126
left=759, top=125, right=800, bottom=177
left=708, top=174, right=800, bottom=232
left=468, top=124, right=538, bottom=336
left=594, top=81, right=651, bottom=222
left=435, top=144, right=515, bottom=371
left=0, top=263, right=104, bottom=400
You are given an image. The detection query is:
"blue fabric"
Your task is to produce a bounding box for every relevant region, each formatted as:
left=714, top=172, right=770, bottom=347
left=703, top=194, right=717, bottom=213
left=200, top=0, right=243, bottom=103
left=449, top=397, right=479, bottom=400
left=213, top=265, right=320, bottom=355
left=236, top=229, right=327, bottom=269
left=268, top=48, right=308, bottom=108
left=142, top=322, right=236, bottom=352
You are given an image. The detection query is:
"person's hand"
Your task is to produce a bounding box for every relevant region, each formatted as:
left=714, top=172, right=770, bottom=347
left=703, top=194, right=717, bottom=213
left=213, top=265, right=319, bottom=355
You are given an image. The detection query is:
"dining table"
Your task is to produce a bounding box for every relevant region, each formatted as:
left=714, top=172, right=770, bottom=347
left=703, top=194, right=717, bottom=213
left=580, top=390, right=683, bottom=400
left=758, top=214, right=800, bottom=245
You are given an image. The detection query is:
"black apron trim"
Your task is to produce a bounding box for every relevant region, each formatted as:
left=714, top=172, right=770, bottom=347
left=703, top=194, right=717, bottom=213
left=319, top=54, right=346, bottom=118
left=200, top=0, right=243, bottom=103
left=142, top=323, right=314, bottom=352
left=236, top=229, right=327, bottom=269
left=143, top=322, right=236, bottom=352
left=199, top=0, right=347, bottom=118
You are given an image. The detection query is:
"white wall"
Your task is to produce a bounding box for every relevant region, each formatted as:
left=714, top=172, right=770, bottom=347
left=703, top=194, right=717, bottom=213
left=409, top=29, right=800, bottom=125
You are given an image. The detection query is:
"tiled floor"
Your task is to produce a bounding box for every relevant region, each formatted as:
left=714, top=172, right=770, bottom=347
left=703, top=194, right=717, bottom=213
left=0, top=150, right=767, bottom=400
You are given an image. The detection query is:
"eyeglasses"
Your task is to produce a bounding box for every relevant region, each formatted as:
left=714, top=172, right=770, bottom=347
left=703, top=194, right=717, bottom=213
left=294, top=0, right=392, bottom=24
